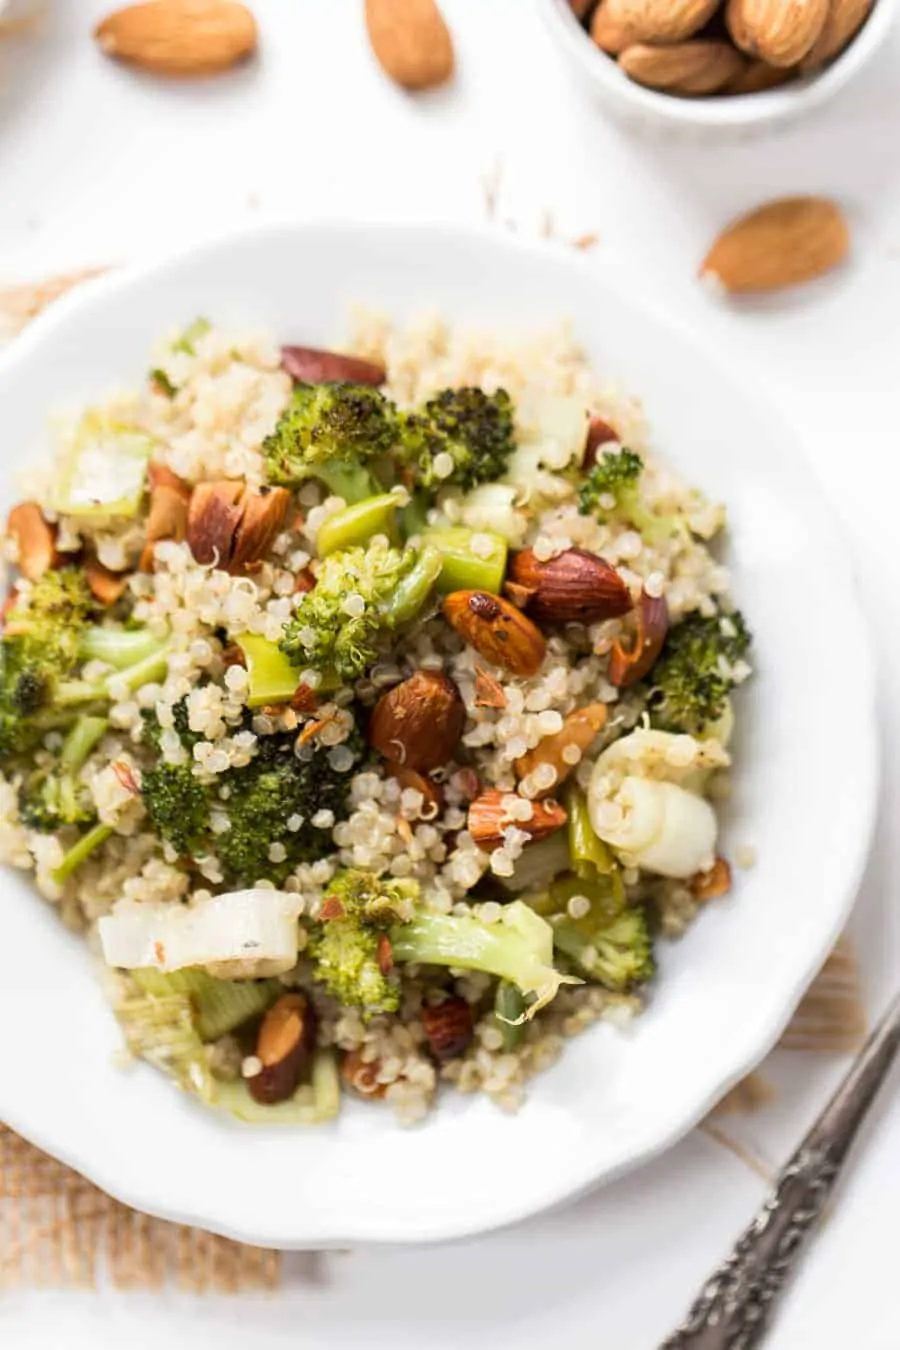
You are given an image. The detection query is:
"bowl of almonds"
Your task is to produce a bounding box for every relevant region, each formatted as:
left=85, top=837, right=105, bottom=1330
left=540, top=0, right=896, bottom=132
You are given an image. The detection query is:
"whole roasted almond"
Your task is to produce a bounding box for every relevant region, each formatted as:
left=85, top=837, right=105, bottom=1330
left=6, top=502, right=59, bottom=580
left=509, top=548, right=632, bottom=625
left=443, top=590, right=546, bottom=677
left=590, top=1, right=641, bottom=53
left=515, top=703, right=609, bottom=796
left=690, top=855, right=733, bottom=901
left=619, top=40, right=747, bottom=95
left=95, top=0, right=258, bottom=76
left=187, top=479, right=244, bottom=566
left=606, top=0, right=721, bottom=41
left=800, top=0, right=873, bottom=68
left=468, top=789, right=567, bottom=849
left=420, top=997, right=474, bottom=1062
left=281, top=346, right=386, bottom=387
left=230, top=485, right=291, bottom=572
left=727, top=57, right=797, bottom=91
left=701, top=196, right=849, bottom=294
left=247, top=993, right=316, bottom=1105
left=364, top=0, right=455, bottom=91
left=85, top=557, right=129, bottom=606
left=608, top=589, right=669, bottom=687
left=368, top=668, right=465, bottom=771
left=726, top=0, right=829, bottom=66
left=473, top=664, right=507, bottom=710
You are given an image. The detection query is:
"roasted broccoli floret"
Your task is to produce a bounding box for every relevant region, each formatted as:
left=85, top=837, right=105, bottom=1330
left=578, top=447, right=682, bottom=544
left=397, top=387, right=516, bottom=497
left=390, top=900, right=576, bottom=1017
left=17, top=714, right=108, bottom=833
left=552, top=906, right=655, bottom=992
left=141, top=762, right=210, bottom=858
left=307, top=869, right=419, bottom=1015
left=214, top=733, right=360, bottom=887
left=278, top=539, right=441, bottom=683
left=262, top=382, right=399, bottom=504
left=648, top=609, right=752, bottom=736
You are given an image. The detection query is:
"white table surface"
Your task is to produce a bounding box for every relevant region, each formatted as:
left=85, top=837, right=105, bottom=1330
left=2, top=2, right=900, bottom=1346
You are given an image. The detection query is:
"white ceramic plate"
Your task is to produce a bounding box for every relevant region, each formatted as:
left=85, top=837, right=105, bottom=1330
left=0, top=223, right=877, bottom=1248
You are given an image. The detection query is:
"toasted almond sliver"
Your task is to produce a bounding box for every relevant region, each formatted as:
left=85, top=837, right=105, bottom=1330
left=85, top=557, right=129, bottom=605
left=6, top=502, right=59, bottom=580
left=230, top=486, right=291, bottom=572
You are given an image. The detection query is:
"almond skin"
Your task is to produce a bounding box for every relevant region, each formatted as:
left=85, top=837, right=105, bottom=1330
left=590, top=1, right=641, bottom=53
left=186, top=480, right=244, bottom=566
left=515, top=704, right=609, bottom=796
left=368, top=669, right=465, bottom=771
left=95, top=0, right=258, bottom=77
left=800, top=0, right=873, bottom=68
left=468, top=790, right=568, bottom=849
left=606, top=0, right=721, bottom=42
left=690, top=855, right=733, bottom=901
left=230, top=485, right=291, bottom=572
left=608, top=589, right=669, bottom=687
left=509, top=548, right=632, bottom=626
left=85, top=557, right=129, bottom=606
left=701, top=196, right=849, bottom=294
left=727, top=58, right=797, bottom=91
left=364, top=0, right=455, bottom=91
left=281, top=346, right=386, bottom=387
left=387, top=764, right=445, bottom=814
left=583, top=414, right=620, bottom=469
left=619, top=40, right=747, bottom=95
left=443, top=590, right=547, bottom=677
left=726, top=0, right=829, bottom=66
left=247, top=994, right=316, bottom=1105
left=420, top=997, right=474, bottom=1062
left=6, top=502, right=59, bottom=580
left=141, top=482, right=190, bottom=570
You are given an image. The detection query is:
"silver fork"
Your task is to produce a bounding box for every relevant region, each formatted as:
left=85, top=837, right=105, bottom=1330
left=660, top=988, right=900, bottom=1350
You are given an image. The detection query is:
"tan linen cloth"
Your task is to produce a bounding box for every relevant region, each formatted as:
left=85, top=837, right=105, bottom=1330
left=0, top=271, right=867, bottom=1289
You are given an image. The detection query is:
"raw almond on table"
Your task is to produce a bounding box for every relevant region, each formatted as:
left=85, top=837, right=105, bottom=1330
left=701, top=196, right=850, bottom=294
left=605, top=0, right=722, bottom=42
left=364, top=0, right=454, bottom=91
left=619, top=40, right=747, bottom=94
left=725, top=0, right=830, bottom=66
left=94, top=0, right=258, bottom=77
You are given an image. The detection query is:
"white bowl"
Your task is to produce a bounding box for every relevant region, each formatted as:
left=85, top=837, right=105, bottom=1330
left=0, top=222, right=877, bottom=1247
left=538, top=0, right=898, bottom=136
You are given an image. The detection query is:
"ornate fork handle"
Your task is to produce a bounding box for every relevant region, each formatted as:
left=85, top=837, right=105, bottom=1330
left=661, top=988, right=900, bottom=1350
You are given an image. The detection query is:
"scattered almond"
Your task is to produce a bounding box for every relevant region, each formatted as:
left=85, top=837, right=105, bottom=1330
left=230, top=485, right=291, bottom=572
left=186, top=479, right=244, bottom=566
left=590, top=1, right=641, bottom=53
left=609, top=589, right=669, bottom=688
left=515, top=704, right=609, bottom=796
left=700, top=196, right=850, bottom=294
left=85, top=557, right=129, bottom=606
left=468, top=789, right=567, bottom=848
left=281, top=346, right=386, bottom=387
left=443, top=590, right=546, bottom=678
left=368, top=669, right=465, bottom=771
left=726, top=0, right=829, bottom=66
left=619, top=40, right=747, bottom=94
left=473, top=664, right=507, bottom=710
left=509, top=547, right=632, bottom=626
left=247, top=993, right=315, bottom=1105
left=420, top=997, right=474, bottom=1062
left=606, top=0, right=721, bottom=42
left=800, top=0, right=874, bottom=68
left=141, top=482, right=190, bottom=570
left=95, top=0, right=258, bottom=77
left=364, top=0, right=454, bottom=91
left=690, top=855, right=733, bottom=901
left=6, top=502, right=59, bottom=580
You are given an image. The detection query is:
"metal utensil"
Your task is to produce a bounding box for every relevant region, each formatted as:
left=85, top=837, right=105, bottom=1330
left=661, top=989, right=900, bottom=1350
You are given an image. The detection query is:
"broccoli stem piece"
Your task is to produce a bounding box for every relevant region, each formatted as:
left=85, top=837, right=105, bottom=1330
left=60, top=715, right=108, bottom=772
left=235, top=633, right=303, bottom=707
left=401, top=492, right=431, bottom=539
left=52, top=821, right=113, bottom=886
left=494, top=980, right=525, bottom=1051
left=315, top=493, right=401, bottom=557
left=421, top=526, right=508, bottom=594
left=103, top=645, right=171, bottom=694
left=552, top=906, right=654, bottom=992
left=313, top=460, right=381, bottom=506
left=78, top=627, right=167, bottom=670
left=382, top=545, right=443, bottom=627
left=566, top=785, right=615, bottom=877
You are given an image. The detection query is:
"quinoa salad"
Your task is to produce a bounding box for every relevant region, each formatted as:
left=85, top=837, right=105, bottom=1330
left=0, top=313, right=752, bottom=1126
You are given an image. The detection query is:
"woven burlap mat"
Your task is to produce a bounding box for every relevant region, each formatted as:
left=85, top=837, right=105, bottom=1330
left=0, top=269, right=867, bottom=1290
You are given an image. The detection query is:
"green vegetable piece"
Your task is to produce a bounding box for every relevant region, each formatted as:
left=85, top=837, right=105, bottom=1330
left=307, top=869, right=418, bottom=1016
left=60, top=715, right=108, bottom=770
left=396, top=386, right=516, bottom=497
left=552, top=907, right=654, bottom=992
left=131, top=968, right=283, bottom=1042
left=566, top=785, right=615, bottom=877
left=578, top=447, right=683, bottom=545
left=236, top=633, right=302, bottom=707
left=494, top=980, right=525, bottom=1051
left=140, top=762, right=210, bottom=859
left=382, top=544, right=442, bottom=627
left=51, top=821, right=113, bottom=885
left=262, top=382, right=398, bottom=504
left=649, top=609, right=752, bottom=737
left=150, top=369, right=178, bottom=398
left=78, top=627, right=167, bottom=670
left=549, top=872, right=626, bottom=928
left=316, top=493, right=401, bottom=557
left=55, top=412, right=153, bottom=520
left=421, top=526, right=508, bottom=594
left=116, top=991, right=216, bottom=1102
left=171, top=317, right=211, bottom=357
left=400, top=491, right=431, bottom=539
